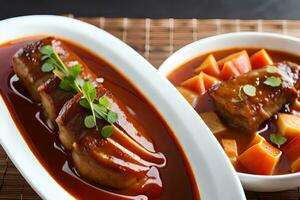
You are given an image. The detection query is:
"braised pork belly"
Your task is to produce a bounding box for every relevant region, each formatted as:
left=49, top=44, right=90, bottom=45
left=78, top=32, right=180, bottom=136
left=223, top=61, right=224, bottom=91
left=12, top=37, right=97, bottom=124
left=12, top=37, right=165, bottom=191
left=210, top=62, right=300, bottom=132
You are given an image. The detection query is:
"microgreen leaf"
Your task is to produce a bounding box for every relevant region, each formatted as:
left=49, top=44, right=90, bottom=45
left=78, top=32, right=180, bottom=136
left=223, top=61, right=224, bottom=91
left=264, top=76, right=282, bottom=87
left=82, top=81, right=96, bottom=102
left=39, top=45, right=54, bottom=55
left=69, top=64, right=82, bottom=79
left=93, top=104, right=107, bottom=119
left=101, top=125, right=114, bottom=138
left=84, top=115, right=96, bottom=128
left=59, top=79, right=73, bottom=91
left=107, top=111, right=118, bottom=124
left=270, top=133, right=287, bottom=148
left=266, top=66, right=278, bottom=73
left=79, top=98, right=90, bottom=109
left=99, top=97, right=110, bottom=108
left=40, top=45, right=82, bottom=94
left=41, top=61, right=54, bottom=72
left=39, top=45, right=118, bottom=139
left=243, top=84, right=256, bottom=97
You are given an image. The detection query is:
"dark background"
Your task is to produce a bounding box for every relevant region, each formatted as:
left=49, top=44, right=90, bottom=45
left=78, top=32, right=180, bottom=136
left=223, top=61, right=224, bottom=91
left=1, top=0, right=300, bottom=19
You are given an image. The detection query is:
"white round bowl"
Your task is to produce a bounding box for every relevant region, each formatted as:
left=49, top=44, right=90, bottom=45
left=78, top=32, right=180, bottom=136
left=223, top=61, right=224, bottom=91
left=159, top=32, right=300, bottom=192
left=0, top=16, right=245, bottom=199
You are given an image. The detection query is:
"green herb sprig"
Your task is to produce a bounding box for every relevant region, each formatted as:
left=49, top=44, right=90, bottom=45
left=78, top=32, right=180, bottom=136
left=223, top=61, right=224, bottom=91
left=237, top=84, right=256, bottom=101
left=80, top=81, right=118, bottom=138
left=265, top=66, right=278, bottom=73
left=40, top=45, right=118, bottom=138
left=242, top=84, right=256, bottom=97
left=264, top=76, right=282, bottom=87
left=39, top=45, right=83, bottom=93
left=270, top=133, right=287, bottom=148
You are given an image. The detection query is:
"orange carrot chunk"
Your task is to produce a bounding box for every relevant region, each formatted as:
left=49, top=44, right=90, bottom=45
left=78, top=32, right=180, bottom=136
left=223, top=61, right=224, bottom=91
left=221, top=139, right=238, bottom=167
left=282, top=135, right=300, bottom=162
left=250, top=49, right=273, bottom=69
left=217, top=50, right=251, bottom=74
left=181, top=73, right=206, bottom=94
left=291, top=157, right=300, bottom=173
left=202, top=72, right=220, bottom=90
left=219, top=61, right=240, bottom=80
left=238, top=141, right=281, bottom=175
left=194, top=54, right=220, bottom=77
left=181, top=72, right=220, bottom=94
left=248, top=134, right=265, bottom=148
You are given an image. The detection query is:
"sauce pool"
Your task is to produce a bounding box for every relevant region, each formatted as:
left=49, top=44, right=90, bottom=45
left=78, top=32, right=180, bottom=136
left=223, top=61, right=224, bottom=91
left=0, top=37, right=200, bottom=200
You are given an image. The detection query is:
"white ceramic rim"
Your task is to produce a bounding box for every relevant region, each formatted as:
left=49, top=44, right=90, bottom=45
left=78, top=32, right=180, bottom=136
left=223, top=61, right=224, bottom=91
left=159, top=32, right=300, bottom=191
left=0, top=15, right=245, bottom=199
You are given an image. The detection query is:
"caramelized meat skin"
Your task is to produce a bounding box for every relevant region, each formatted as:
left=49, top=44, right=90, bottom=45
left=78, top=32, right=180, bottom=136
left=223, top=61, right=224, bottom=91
left=57, top=85, right=165, bottom=189
left=210, top=62, right=300, bottom=133
left=12, top=37, right=96, bottom=124
left=12, top=37, right=54, bottom=101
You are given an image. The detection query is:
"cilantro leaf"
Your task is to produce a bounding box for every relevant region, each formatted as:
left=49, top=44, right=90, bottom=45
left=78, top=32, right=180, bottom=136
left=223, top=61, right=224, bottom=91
left=266, top=66, right=278, bottom=73
left=101, top=125, right=114, bottom=138
left=82, top=81, right=96, bottom=102
left=39, top=45, right=54, bottom=55
left=264, top=76, right=282, bottom=87
left=107, top=111, right=118, bottom=124
left=243, top=84, right=256, bottom=97
left=99, top=97, right=110, bottom=108
left=41, top=62, right=55, bottom=72
left=93, top=104, right=108, bottom=119
left=69, top=64, right=82, bottom=80
left=84, top=115, right=96, bottom=128
left=270, top=133, right=287, bottom=148
left=59, top=78, right=73, bottom=91
left=79, top=98, right=90, bottom=109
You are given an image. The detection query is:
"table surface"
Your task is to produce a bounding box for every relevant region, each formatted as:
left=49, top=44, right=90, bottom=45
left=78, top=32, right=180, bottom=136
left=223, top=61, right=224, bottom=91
left=2, top=16, right=300, bottom=200
left=1, top=0, right=300, bottom=20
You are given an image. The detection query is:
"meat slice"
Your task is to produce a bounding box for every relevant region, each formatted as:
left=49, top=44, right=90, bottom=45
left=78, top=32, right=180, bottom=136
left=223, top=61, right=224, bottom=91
left=210, top=62, right=300, bottom=133
left=56, top=85, right=156, bottom=151
left=72, top=131, right=164, bottom=190
left=12, top=37, right=96, bottom=124
left=12, top=37, right=54, bottom=101
left=56, top=85, right=165, bottom=189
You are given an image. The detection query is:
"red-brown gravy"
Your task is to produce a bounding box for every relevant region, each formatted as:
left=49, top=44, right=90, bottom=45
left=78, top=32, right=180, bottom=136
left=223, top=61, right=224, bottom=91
left=168, top=48, right=300, bottom=175
left=0, top=37, right=199, bottom=200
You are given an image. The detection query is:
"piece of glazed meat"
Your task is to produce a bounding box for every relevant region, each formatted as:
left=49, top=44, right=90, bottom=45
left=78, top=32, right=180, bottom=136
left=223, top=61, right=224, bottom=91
left=56, top=85, right=165, bottom=190
left=209, top=62, right=300, bottom=133
left=12, top=37, right=55, bottom=101
left=12, top=37, right=96, bottom=124
left=13, top=37, right=166, bottom=192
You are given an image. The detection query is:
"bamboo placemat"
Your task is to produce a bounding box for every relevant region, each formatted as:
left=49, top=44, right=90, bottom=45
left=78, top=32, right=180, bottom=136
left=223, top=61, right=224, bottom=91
left=1, top=16, right=300, bottom=200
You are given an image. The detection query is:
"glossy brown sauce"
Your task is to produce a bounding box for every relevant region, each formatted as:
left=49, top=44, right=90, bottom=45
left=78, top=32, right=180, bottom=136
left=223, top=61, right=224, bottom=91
left=0, top=37, right=199, bottom=200
left=168, top=48, right=300, bottom=175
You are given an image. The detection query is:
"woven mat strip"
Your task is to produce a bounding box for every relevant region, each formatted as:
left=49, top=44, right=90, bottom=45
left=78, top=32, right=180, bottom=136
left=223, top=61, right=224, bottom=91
left=1, top=16, right=300, bottom=200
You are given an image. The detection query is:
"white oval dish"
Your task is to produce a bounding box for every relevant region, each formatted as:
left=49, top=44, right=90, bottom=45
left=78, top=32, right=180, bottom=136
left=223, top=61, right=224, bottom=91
left=0, top=16, right=245, bottom=199
left=159, top=32, right=300, bottom=192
